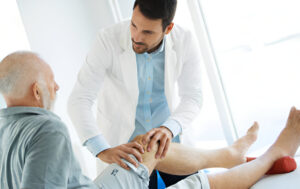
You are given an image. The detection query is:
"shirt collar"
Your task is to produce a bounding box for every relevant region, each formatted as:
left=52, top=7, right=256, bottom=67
left=0, top=106, right=60, bottom=120
left=154, top=38, right=165, bottom=54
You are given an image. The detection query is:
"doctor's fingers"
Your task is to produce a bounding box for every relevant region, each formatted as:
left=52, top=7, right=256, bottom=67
left=115, top=156, right=130, bottom=170
left=147, top=132, right=164, bottom=152
left=120, top=151, right=140, bottom=168
left=156, top=137, right=170, bottom=159
left=142, top=128, right=158, bottom=145
left=128, top=141, right=145, bottom=154
left=122, top=145, right=143, bottom=163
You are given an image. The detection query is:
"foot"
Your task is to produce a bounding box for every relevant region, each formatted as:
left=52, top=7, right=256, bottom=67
left=226, top=122, right=259, bottom=168
left=270, top=107, right=300, bottom=158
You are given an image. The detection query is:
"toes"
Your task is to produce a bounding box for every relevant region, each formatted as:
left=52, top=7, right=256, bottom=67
left=247, top=122, right=259, bottom=134
left=287, top=106, right=300, bottom=125
left=253, top=122, right=259, bottom=130
left=288, top=106, right=297, bottom=119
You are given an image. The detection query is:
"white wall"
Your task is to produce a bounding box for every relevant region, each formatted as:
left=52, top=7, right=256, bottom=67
left=0, top=0, right=31, bottom=109
left=117, top=0, right=135, bottom=19
left=16, top=0, right=117, bottom=178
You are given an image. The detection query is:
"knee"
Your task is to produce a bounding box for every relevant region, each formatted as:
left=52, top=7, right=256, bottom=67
left=132, top=135, right=146, bottom=151
left=132, top=135, right=159, bottom=158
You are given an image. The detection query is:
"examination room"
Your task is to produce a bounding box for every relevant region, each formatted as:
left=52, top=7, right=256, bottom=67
left=1, top=0, right=300, bottom=188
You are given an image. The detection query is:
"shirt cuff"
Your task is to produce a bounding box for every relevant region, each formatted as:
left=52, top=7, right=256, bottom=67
left=162, top=119, right=182, bottom=138
left=83, top=135, right=111, bottom=157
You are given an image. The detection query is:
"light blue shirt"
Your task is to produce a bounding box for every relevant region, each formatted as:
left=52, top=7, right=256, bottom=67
left=129, top=39, right=181, bottom=142
left=85, top=39, right=181, bottom=156
left=0, top=107, right=97, bottom=189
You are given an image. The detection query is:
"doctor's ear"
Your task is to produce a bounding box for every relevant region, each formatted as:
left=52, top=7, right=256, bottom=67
left=164, top=23, right=174, bottom=35
left=32, top=82, right=42, bottom=101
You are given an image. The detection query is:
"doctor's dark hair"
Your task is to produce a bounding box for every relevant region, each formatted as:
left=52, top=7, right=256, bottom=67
left=133, top=0, right=177, bottom=31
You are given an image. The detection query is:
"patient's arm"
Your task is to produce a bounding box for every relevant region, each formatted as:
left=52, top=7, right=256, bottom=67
left=132, top=123, right=258, bottom=175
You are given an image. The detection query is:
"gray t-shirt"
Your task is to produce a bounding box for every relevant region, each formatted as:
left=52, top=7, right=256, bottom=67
left=0, top=107, right=97, bottom=189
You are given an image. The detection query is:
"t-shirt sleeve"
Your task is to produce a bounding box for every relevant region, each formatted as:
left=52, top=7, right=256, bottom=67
left=21, top=130, right=72, bottom=189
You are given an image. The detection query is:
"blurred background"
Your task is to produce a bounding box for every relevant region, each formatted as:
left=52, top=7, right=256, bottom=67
left=0, top=0, right=299, bottom=179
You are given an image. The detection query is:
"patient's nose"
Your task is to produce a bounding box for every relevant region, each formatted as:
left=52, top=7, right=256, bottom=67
left=55, top=82, right=60, bottom=91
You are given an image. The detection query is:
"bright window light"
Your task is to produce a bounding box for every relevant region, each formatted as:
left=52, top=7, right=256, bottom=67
left=174, top=0, right=227, bottom=149
left=201, top=0, right=300, bottom=154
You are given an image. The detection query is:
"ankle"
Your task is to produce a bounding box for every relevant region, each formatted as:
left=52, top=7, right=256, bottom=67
left=265, top=146, right=285, bottom=160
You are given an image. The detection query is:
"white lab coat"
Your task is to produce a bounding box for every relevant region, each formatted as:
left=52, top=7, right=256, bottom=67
left=68, top=20, right=203, bottom=170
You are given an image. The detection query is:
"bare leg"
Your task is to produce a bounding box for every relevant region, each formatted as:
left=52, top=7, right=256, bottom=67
left=132, top=122, right=258, bottom=175
left=156, top=123, right=258, bottom=175
left=208, top=107, right=300, bottom=189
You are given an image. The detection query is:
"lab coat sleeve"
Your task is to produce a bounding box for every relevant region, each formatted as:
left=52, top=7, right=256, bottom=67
left=68, top=31, right=112, bottom=153
left=167, top=31, right=203, bottom=133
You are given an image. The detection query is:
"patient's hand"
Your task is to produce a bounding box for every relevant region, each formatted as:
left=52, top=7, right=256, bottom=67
left=97, top=141, right=144, bottom=170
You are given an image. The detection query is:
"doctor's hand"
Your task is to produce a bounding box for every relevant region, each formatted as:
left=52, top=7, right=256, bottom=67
left=97, top=142, right=144, bottom=170
left=142, top=126, right=173, bottom=159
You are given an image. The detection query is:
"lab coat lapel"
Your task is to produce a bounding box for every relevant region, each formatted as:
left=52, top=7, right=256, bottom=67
left=119, top=31, right=139, bottom=104
left=164, top=35, right=177, bottom=111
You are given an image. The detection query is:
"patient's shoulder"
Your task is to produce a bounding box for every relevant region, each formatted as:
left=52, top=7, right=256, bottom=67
left=30, top=114, right=70, bottom=138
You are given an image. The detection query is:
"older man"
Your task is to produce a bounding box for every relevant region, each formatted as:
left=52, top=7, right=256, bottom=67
left=1, top=51, right=300, bottom=189
left=0, top=52, right=97, bottom=188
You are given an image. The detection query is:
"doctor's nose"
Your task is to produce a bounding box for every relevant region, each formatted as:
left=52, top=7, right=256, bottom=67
left=132, top=32, right=144, bottom=44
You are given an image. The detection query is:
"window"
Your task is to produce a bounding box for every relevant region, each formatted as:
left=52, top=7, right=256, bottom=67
left=200, top=0, right=300, bottom=153
left=174, top=0, right=227, bottom=149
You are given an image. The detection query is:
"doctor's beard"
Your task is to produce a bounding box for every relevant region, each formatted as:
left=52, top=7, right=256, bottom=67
left=132, top=39, right=148, bottom=54
left=131, top=36, right=164, bottom=54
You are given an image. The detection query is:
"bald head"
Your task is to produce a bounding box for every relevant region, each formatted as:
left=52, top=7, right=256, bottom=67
left=0, top=51, right=59, bottom=110
left=0, top=51, right=48, bottom=99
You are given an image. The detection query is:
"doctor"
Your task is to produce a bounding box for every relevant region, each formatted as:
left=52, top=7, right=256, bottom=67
left=68, top=0, right=202, bottom=187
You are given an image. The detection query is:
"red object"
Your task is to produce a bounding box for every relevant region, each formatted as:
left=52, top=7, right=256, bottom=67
left=246, top=156, right=297, bottom=175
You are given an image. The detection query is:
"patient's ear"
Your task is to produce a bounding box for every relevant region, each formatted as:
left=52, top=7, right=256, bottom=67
left=32, top=82, right=41, bottom=101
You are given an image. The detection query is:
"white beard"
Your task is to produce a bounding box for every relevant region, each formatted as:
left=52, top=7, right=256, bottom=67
left=40, top=84, right=56, bottom=111
left=43, top=95, right=56, bottom=111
